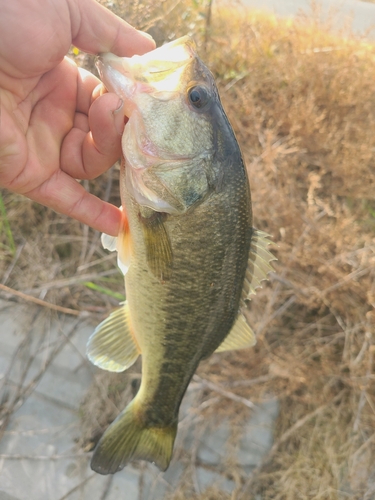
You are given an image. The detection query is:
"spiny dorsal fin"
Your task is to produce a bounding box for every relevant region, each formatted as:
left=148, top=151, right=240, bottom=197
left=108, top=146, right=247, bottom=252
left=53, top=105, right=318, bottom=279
left=101, top=207, right=131, bottom=275
left=240, top=229, right=277, bottom=308
left=87, top=303, right=140, bottom=373
left=215, top=313, right=256, bottom=352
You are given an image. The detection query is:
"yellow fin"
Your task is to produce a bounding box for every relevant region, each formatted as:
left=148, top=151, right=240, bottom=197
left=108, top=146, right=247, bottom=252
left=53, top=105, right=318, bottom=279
left=87, top=303, right=140, bottom=373
left=241, top=229, right=277, bottom=307
left=91, top=399, right=177, bottom=474
left=215, top=313, right=256, bottom=352
left=140, top=211, right=173, bottom=281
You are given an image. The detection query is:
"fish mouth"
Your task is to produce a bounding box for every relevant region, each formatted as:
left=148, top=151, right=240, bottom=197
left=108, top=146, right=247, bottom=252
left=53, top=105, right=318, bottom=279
left=131, top=36, right=196, bottom=72
left=96, top=36, right=197, bottom=99
left=96, top=53, right=135, bottom=99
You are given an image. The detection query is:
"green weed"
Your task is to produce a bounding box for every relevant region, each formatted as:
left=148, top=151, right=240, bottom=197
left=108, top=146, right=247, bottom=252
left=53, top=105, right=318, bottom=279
left=83, top=281, right=125, bottom=301
left=0, top=192, right=16, bottom=256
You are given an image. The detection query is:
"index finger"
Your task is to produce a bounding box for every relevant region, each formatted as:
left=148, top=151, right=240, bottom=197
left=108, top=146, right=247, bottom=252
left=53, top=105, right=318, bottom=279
left=25, top=169, right=122, bottom=236
left=69, top=0, right=155, bottom=56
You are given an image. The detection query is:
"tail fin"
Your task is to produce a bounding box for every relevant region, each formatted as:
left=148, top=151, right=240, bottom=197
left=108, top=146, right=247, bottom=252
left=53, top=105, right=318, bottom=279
left=90, top=400, right=177, bottom=474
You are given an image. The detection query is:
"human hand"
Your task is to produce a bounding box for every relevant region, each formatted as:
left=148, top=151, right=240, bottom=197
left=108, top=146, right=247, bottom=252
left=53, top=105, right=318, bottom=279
left=0, top=0, right=155, bottom=236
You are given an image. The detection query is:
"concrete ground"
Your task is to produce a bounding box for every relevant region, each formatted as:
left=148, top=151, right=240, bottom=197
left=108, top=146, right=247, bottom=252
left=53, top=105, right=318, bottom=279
left=0, top=299, right=278, bottom=500
left=240, top=0, right=375, bottom=38
left=2, top=2, right=372, bottom=499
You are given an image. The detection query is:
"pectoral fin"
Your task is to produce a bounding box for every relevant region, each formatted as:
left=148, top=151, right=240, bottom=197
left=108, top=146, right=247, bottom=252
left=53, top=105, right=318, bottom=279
left=87, top=302, right=140, bottom=373
left=215, top=313, right=256, bottom=352
left=101, top=207, right=132, bottom=276
left=240, top=229, right=277, bottom=307
left=140, top=210, right=173, bottom=281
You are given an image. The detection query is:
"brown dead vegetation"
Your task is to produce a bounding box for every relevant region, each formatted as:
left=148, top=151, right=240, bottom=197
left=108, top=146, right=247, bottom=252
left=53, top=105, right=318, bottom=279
left=1, top=2, right=374, bottom=499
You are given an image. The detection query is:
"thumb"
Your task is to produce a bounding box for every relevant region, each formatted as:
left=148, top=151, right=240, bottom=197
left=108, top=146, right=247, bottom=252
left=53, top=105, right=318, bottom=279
left=69, top=0, right=155, bottom=56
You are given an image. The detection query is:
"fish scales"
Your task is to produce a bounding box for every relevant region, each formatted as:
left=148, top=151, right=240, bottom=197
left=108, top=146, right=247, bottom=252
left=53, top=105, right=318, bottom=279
left=123, top=160, right=252, bottom=423
left=87, top=36, right=276, bottom=474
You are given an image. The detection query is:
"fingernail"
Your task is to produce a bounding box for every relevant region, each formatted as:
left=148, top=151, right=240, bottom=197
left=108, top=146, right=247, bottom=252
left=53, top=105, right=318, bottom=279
left=113, top=99, right=125, bottom=135
left=99, top=84, right=107, bottom=96
left=137, top=30, right=155, bottom=42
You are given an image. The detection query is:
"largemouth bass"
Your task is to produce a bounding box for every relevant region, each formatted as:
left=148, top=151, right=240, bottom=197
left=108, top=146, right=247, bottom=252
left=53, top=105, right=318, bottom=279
left=87, top=36, right=275, bottom=475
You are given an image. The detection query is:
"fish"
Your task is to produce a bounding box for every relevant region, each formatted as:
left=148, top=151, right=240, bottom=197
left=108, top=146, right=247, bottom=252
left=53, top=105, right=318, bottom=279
left=87, top=36, right=276, bottom=475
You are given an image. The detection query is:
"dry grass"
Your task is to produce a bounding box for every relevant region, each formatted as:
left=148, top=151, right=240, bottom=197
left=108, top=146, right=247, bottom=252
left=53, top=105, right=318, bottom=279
left=1, top=1, right=375, bottom=499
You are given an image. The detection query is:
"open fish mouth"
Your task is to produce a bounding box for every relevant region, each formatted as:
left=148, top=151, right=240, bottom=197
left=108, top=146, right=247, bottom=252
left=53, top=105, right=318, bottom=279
left=96, top=36, right=197, bottom=99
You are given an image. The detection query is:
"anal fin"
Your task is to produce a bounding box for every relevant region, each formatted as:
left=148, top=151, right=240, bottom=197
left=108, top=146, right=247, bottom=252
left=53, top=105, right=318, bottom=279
left=87, top=302, right=140, bottom=373
left=215, top=313, right=256, bottom=353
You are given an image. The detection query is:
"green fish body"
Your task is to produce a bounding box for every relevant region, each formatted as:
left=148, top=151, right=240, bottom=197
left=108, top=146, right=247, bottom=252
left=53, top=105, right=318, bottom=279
left=87, top=36, right=275, bottom=474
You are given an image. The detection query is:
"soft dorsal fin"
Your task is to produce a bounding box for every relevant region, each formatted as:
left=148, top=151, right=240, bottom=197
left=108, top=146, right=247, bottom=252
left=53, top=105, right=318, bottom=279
left=215, top=230, right=276, bottom=354
left=240, top=229, right=276, bottom=307
left=215, top=313, right=256, bottom=352
left=101, top=207, right=132, bottom=275
left=87, top=302, right=140, bottom=373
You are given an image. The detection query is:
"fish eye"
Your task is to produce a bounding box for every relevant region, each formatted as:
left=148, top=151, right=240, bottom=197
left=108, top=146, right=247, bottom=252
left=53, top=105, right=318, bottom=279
left=188, top=86, right=210, bottom=109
